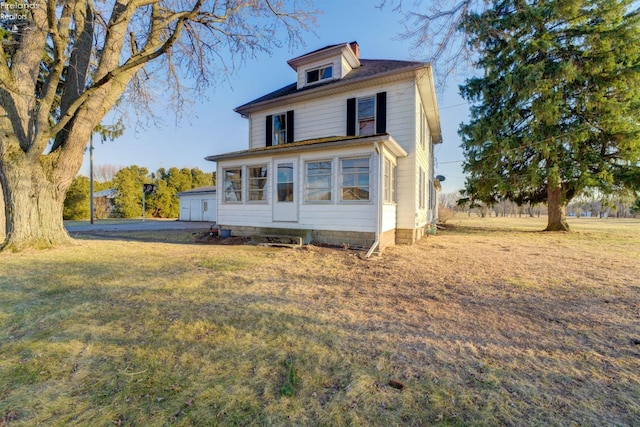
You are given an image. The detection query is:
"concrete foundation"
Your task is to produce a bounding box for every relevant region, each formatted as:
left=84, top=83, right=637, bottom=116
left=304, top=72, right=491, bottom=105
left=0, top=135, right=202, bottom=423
left=220, top=225, right=427, bottom=250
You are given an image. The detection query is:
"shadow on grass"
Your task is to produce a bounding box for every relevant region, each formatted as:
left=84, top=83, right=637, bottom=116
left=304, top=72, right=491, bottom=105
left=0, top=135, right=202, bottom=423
left=439, top=222, right=549, bottom=235
left=1, top=252, right=639, bottom=426
left=69, top=231, right=251, bottom=246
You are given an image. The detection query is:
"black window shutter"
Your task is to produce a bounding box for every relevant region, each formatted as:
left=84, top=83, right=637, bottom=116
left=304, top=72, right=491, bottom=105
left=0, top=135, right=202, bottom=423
left=376, top=92, right=387, bottom=134
left=346, top=98, right=356, bottom=136
left=265, top=115, right=273, bottom=146
left=286, top=110, right=294, bottom=143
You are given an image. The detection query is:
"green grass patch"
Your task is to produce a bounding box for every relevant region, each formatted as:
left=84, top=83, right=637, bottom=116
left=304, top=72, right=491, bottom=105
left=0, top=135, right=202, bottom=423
left=280, top=356, right=299, bottom=397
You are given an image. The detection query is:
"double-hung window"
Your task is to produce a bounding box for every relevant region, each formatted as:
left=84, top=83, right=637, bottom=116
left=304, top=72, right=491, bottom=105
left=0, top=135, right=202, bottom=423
left=419, top=167, right=426, bottom=209
left=357, top=96, right=375, bottom=136
left=347, top=92, right=386, bottom=137
left=384, top=158, right=397, bottom=204
left=248, top=165, right=268, bottom=202
left=224, top=168, right=242, bottom=202
left=273, top=114, right=287, bottom=146
left=305, top=161, right=332, bottom=202
left=341, top=157, right=370, bottom=201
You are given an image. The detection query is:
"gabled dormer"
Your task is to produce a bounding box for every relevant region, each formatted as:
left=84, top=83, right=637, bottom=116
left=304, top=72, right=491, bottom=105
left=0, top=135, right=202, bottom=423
left=287, top=42, right=361, bottom=90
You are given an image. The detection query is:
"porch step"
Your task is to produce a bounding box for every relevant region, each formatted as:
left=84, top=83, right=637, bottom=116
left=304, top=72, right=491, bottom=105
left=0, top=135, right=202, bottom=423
left=251, top=234, right=303, bottom=248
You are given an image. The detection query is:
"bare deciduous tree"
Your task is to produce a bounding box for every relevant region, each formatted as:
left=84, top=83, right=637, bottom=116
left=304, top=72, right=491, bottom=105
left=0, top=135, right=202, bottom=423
left=380, top=0, right=486, bottom=83
left=0, top=0, right=316, bottom=251
left=94, top=164, right=123, bottom=183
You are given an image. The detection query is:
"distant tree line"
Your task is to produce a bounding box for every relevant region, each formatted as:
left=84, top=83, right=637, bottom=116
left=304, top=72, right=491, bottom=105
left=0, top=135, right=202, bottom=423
left=63, top=165, right=215, bottom=220
left=438, top=191, right=640, bottom=221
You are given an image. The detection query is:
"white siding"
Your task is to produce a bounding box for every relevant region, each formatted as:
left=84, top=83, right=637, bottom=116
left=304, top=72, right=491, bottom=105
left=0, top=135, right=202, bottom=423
left=296, top=58, right=342, bottom=90
left=250, top=79, right=417, bottom=149
left=216, top=145, right=379, bottom=233
left=381, top=204, right=396, bottom=232
left=179, top=193, right=217, bottom=222
left=236, top=72, right=438, bottom=236
left=341, top=55, right=353, bottom=77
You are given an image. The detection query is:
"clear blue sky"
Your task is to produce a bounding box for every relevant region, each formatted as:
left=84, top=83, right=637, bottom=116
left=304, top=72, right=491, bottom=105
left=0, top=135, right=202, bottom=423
left=80, top=0, right=470, bottom=192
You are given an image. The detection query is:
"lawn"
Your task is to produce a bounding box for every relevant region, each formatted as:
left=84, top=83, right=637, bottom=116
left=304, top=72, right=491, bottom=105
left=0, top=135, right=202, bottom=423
left=1, top=217, right=639, bottom=426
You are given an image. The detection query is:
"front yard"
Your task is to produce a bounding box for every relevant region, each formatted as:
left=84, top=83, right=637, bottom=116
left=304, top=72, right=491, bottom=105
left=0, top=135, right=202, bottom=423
left=1, top=217, right=638, bottom=426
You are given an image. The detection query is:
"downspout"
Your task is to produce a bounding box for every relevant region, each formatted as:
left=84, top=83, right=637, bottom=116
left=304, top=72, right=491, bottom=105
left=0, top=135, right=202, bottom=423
left=366, top=141, right=384, bottom=258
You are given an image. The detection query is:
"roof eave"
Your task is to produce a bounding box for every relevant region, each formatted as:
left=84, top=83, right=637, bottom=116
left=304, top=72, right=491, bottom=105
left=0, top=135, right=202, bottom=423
left=234, top=62, right=430, bottom=117
left=205, top=134, right=406, bottom=163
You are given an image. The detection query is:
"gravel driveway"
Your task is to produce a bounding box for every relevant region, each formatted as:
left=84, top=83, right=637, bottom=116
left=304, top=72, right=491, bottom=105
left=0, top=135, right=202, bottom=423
left=65, top=220, right=214, bottom=233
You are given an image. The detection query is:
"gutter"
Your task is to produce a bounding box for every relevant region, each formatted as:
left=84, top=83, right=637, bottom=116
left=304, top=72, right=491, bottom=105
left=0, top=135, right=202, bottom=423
left=366, top=141, right=384, bottom=259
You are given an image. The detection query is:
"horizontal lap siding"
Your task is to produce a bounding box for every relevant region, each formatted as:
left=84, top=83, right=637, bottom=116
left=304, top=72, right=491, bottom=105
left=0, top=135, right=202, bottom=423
left=387, top=82, right=418, bottom=230
left=415, top=83, right=433, bottom=227
left=250, top=80, right=417, bottom=148
left=217, top=155, right=273, bottom=227
left=297, top=146, right=377, bottom=232
left=382, top=204, right=396, bottom=232
left=242, top=77, right=422, bottom=233
left=298, top=204, right=375, bottom=232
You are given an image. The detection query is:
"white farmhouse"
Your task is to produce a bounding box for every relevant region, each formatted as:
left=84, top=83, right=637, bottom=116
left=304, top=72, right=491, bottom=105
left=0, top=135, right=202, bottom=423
left=206, top=42, right=442, bottom=251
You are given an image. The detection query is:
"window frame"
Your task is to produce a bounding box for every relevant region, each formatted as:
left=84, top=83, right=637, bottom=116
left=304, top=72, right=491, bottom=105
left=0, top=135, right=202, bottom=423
left=306, top=64, right=333, bottom=85
left=304, top=159, right=333, bottom=203
left=384, top=157, right=397, bottom=204
left=419, top=167, right=426, bottom=210
left=248, top=165, right=268, bottom=203
left=420, top=104, right=426, bottom=150
left=272, top=113, right=287, bottom=146
left=357, top=96, right=376, bottom=137
left=223, top=167, right=243, bottom=203
left=340, top=156, right=371, bottom=203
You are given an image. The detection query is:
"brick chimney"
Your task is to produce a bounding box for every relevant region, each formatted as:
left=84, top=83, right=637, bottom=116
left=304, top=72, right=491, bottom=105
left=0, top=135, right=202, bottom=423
left=349, top=41, right=360, bottom=59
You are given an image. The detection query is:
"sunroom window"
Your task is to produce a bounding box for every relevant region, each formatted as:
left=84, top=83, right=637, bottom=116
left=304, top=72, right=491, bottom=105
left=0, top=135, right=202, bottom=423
left=248, top=166, right=268, bottom=202
left=341, top=157, right=370, bottom=201
left=384, top=158, right=397, bottom=204
left=305, top=160, right=332, bottom=202
left=224, top=168, right=242, bottom=202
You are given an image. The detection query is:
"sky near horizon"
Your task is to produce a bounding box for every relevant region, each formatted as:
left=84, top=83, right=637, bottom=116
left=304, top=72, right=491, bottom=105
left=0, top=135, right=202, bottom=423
left=80, top=0, right=471, bottom=193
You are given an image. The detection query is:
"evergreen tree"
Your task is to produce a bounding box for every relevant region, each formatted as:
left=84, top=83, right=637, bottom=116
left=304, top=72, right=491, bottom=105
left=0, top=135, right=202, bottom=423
left=146, top=180, right=179, bottom=218
left=63, top=176, right=90, bottom=220
left=459, top=0, right=640, bottom=231
left=112, top=166, right=149, bottom=218
left=190, top=168, right=214, bottom=188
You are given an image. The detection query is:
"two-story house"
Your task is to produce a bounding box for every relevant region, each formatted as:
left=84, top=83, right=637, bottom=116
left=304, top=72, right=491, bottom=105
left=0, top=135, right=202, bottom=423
left=205, top=42, right=442, bottom=252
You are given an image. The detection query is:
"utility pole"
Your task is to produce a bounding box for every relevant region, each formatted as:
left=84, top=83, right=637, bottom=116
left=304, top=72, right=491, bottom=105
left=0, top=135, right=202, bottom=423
left=90, top=133, right=94, bottom=224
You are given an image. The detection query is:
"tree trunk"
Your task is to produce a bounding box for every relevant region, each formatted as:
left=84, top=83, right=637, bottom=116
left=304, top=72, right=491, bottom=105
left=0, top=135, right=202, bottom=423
left=0, top=159, right=70, bottom=251
left=545, top=179, right=570, bottom=231
left=0, top=186, right=5, bottom=241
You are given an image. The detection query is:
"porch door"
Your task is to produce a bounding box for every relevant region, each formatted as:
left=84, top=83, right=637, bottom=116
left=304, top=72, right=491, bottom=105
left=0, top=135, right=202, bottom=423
left=273, top=159, right=298, bottom=222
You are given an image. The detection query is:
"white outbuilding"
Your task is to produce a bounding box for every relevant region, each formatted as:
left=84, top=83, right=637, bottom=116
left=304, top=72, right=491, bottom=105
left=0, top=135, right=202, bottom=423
left=177, top=186, right=217, bottom=222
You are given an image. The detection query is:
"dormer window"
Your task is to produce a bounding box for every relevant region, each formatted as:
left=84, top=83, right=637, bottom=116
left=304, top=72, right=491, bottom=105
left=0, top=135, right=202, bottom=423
left=306, top=65, right=333, bottom=85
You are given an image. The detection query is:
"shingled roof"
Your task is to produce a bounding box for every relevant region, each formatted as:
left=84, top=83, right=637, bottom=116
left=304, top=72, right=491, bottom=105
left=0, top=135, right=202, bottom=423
left=234, top=58, right=426, bottom=115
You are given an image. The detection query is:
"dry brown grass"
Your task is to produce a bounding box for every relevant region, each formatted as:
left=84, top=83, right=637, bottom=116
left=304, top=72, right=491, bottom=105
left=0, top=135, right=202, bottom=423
left=1, top=216, right=638, bottom=426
